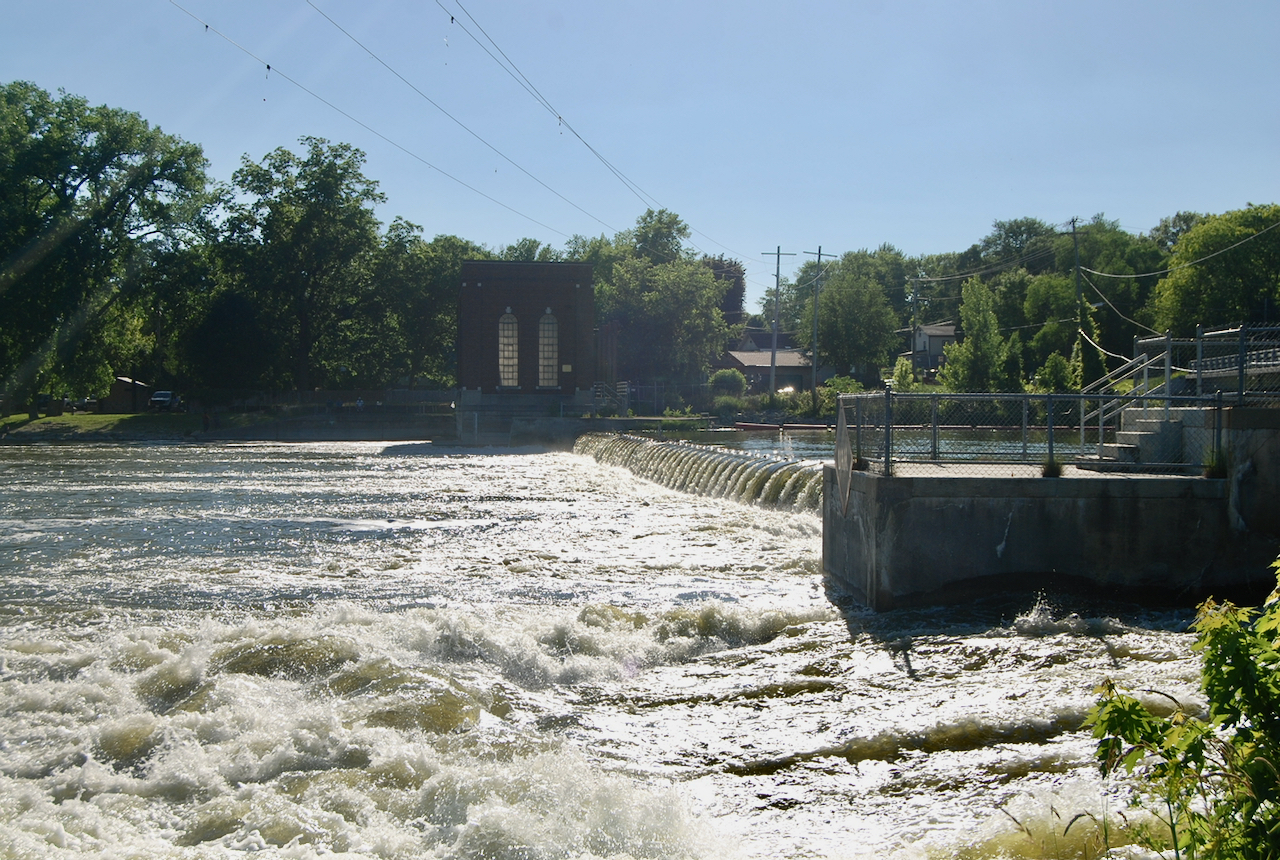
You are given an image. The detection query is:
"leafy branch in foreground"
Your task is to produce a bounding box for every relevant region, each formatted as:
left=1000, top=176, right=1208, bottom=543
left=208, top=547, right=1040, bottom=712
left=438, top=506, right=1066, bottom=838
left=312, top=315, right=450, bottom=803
left=1087, top=565, right=1280, bottom=859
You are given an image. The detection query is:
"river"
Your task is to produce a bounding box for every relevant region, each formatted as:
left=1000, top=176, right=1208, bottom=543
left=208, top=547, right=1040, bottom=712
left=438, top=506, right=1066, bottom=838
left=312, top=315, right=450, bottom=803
left=0, top=441, right=1201, bottom=859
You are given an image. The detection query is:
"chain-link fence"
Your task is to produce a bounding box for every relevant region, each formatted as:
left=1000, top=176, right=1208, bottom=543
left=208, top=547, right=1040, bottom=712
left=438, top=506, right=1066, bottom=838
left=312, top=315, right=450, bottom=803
left=837, top=390, right=1225, bottom=477
left=1136, top=324, right=1280, bottom=407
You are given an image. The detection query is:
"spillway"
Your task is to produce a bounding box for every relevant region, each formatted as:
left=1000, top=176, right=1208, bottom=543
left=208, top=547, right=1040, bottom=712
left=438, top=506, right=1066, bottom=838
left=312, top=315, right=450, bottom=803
left=574, top=432, right=824, bottom=512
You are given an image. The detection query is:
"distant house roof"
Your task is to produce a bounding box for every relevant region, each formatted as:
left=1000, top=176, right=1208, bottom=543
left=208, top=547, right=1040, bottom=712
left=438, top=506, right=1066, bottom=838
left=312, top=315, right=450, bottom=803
left=736, top=329, right=797, bottom=351
left=723, top=349, right=811, bottom=370
left=917, top=323, right=956, bottom=337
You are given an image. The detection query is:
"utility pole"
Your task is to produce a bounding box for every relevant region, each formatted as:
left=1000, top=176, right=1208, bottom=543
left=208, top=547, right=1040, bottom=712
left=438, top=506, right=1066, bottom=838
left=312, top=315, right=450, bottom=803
left=761, top=246, right=796, bottom=396
left=803, top=246, right=835, bottom=411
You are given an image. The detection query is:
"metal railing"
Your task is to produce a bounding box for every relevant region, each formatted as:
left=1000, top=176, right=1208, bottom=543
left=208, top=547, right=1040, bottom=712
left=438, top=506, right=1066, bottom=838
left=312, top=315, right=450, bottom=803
left=1136, top=324, right=1280, bottom=405
left=837, top=389, right=1224, bottom=477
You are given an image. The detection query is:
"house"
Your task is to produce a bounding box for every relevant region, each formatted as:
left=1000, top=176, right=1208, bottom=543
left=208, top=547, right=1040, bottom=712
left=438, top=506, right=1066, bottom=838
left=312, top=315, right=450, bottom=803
left=907, top=323, right=956, bottom=372
left=713, top=349, right=812, bottom=394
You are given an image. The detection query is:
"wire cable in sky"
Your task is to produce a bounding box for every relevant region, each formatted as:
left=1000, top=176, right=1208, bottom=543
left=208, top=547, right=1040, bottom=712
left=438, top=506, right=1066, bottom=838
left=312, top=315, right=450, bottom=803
left=168, top=0, right=568, bottom=238
left=1082, top=219, right=1280, bottom=280
left=433, top=0, right=770, bottom=278
left=1080, top=270, right=1161, bottom=336
left=306, top=0, right=617, bottom=235
left=435, top=0, right=658, bottom=211
left=911, top=245, right=1057, bottom=285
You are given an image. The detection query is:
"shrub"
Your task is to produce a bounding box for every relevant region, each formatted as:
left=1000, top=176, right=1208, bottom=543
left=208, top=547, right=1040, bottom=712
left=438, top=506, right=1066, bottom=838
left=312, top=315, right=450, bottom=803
left=709, top=368, right=747, bottom=398
left=713, top=395, right=745, bottom=421
left=1087, top=565, right=1280, bottom=859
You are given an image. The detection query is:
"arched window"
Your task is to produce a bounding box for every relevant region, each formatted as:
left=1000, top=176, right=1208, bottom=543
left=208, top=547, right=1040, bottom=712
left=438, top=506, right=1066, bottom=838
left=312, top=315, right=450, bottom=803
left=498, top=312, right=518, bottom=387
left=539, top=312, right=559, bottom=388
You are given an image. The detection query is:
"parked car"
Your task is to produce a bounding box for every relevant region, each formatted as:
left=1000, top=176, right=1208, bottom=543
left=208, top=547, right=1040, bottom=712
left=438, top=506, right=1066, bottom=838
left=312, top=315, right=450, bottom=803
left=148, top=391, right=180, bottom=411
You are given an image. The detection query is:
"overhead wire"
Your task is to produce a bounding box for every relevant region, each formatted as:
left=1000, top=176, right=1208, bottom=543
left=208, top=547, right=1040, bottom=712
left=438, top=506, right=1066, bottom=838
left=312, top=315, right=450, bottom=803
left=305, top=1, right=618, bottom=235
left=1081, top=218, right=1280, bottom=279
left=168, top=0, right=569, bottom=238
left=435, top=0, right=658, bottom=211
left=433, top=0, right=774, bottom=287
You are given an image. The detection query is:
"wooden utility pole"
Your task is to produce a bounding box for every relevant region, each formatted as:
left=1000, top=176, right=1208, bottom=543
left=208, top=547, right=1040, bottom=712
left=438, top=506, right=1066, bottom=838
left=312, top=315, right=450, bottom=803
left=804, top=246, right=836, bottom=410
left=761, top=246, right=796, bottom=395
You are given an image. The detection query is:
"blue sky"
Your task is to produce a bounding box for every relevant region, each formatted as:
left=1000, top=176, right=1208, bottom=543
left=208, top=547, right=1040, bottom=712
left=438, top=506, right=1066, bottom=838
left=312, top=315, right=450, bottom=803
left=4, top=1, right=1277, bottom=310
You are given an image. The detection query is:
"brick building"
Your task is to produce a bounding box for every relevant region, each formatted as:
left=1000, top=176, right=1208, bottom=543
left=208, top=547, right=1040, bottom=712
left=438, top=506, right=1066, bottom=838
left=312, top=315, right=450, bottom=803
left=457, top=261, right=595, bottom=395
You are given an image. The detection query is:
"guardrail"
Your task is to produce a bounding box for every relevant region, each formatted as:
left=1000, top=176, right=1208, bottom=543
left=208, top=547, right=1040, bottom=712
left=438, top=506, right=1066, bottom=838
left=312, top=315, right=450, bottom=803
left=836, top=389, right=1224, bottom=477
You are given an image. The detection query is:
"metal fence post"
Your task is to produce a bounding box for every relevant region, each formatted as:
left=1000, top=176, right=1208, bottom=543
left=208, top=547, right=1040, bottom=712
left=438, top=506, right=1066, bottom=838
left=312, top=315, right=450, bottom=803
left=1046, top=393, right=1055, bottom=466
left=1215, top=389, right=1223, bottom=467
left=1238, top=325, right=1247, bottom=405
left=884, top=384, right=893, bottom=477
left=930, top=395, right=939, bottom=460
left=1021, top=397, right=1028, bottom=457
left=855, top=397, right=863, bottom=464
left=1164, top=330, right=1172, bottom=421
left=1196, top=324, right=1203, bottom=396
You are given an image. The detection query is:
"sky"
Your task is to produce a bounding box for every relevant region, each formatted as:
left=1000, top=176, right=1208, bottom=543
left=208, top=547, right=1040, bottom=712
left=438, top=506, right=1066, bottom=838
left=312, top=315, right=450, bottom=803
left=3, top=1, right=1277, bottom=311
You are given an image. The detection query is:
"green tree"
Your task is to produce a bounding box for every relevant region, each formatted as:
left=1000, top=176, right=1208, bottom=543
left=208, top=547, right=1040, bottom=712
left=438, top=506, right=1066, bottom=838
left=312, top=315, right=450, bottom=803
left=811, top=251, right=903, bottom=381
left=590, top=211, right=739, bottom=382
left=939, top=278, right=1019, bottom=391
left=0, top=81, right=208, bottom=410
left=600, top=255, right=731, bottom=381
left=1152, top=203, right=1280, bottom=334
left=379, top=226, right=486, bottom=387
left=499, top=237, right=562, bottom=262
left=221, top=137, right=384, bottom=391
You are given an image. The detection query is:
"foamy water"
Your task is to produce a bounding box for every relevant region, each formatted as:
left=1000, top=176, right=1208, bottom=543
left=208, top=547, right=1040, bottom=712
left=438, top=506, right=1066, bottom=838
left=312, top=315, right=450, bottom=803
left=0, top=442, right=1198, bottom=858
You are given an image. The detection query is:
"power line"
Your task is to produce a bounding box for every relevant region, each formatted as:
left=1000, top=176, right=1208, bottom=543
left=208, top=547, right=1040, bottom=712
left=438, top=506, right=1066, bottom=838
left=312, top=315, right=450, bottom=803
left=1082, top=218, right=1280, bottom=279
left=306, top=1, right=617, bottom=235
left=433, top=0, right=763, bottom=274
left=168, top=0, right=568, bottom=237
left=435, top=0, right=658, bottom=210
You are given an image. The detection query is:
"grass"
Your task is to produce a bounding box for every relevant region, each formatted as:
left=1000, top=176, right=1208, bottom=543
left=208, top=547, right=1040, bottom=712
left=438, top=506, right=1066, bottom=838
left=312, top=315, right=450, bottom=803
left=0, top=410, right=268, bottom=438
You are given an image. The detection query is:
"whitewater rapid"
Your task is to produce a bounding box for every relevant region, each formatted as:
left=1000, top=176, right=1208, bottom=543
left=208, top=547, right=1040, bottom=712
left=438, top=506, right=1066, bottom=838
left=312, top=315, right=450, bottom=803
left=0, top=442, right=1199, bottom=859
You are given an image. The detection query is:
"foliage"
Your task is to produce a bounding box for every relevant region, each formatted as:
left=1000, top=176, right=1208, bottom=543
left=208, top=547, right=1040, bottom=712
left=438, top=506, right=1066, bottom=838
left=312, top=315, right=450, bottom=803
left=0, top=81, right=208, bottom=409
left=709, top=368, right=747, bottom=397
left=890, top=356, right=916, bottom=392
left=1030, top=351, right=1076, bottom=393
left=588, top=211, right=740, bottom=382
left=712, top=394, right=745, bottom=421
left=816, top=375, right=864, bottom=415
left=811, top=250, right=902, bottom=378
left=1152, top=204, right=1280, bottom=334
left=220, top=137, right=384, bottom=391
left=939, top=278, right=1021, bottom=392
left=1088, top=571, right=1280, bottom=859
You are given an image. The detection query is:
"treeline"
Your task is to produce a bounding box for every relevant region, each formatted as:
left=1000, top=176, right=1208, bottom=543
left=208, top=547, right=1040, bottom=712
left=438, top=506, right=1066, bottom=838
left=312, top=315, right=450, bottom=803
left=3, top=80, right=1278, bottom=411
left=768, top=207, right=1280, bottom=393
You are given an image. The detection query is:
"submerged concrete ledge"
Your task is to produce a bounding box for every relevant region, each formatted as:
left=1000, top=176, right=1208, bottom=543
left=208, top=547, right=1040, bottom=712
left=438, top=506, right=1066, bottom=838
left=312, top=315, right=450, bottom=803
left=822, top=466, right=1274, bottom=610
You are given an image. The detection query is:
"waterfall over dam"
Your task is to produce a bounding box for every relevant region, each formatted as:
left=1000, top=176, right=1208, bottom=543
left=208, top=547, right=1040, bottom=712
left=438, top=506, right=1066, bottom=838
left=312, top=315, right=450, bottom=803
left=574, top=432, right=824, bottom=512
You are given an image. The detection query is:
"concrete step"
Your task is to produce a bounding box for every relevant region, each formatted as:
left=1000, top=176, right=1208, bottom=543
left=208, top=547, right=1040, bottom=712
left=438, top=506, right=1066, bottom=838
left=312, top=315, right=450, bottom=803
left=1098, top=443, right=1139, bottom=462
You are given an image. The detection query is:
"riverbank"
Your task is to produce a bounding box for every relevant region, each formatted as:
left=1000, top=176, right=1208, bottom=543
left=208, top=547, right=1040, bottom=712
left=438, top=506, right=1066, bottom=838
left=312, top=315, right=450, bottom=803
left=0, top=411, right=260, bottom=443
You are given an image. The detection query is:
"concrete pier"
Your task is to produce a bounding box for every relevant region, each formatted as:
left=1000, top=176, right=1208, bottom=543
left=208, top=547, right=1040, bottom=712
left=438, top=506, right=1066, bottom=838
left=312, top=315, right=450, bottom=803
left=822, top=465, right=1274, bottom=610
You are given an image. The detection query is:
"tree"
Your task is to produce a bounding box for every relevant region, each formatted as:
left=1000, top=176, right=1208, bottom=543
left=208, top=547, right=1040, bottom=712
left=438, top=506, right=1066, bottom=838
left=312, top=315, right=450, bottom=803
left=499, top=237, right=562, bottom=262
left=702, top=254, right=746, bottom=327
left=377, top=226, right=486, bottom=387
left=589, top=211, right=739, bottom=382
left=600, top=255, right=731, bottom=381
left=810, top=251, right=901, bottom=381
left=221, top=137, right=384, bottom=391
left=1151, top=203, right=1280, bottom=334
left=979, top=216, right=1058, bottom=275
left=939, top=278, right=1019, bottom=392
left=0, top=81, right=208, bottom=410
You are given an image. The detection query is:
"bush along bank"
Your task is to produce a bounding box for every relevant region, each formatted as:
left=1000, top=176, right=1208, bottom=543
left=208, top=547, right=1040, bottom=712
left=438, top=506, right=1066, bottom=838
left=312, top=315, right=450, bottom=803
left=1088, top=559, right=1280, bottom=859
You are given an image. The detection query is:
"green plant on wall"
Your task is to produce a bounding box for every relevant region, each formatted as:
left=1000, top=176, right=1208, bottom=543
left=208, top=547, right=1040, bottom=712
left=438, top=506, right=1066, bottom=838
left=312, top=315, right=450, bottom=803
left=1087, top=564, right=1280, bottom=859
